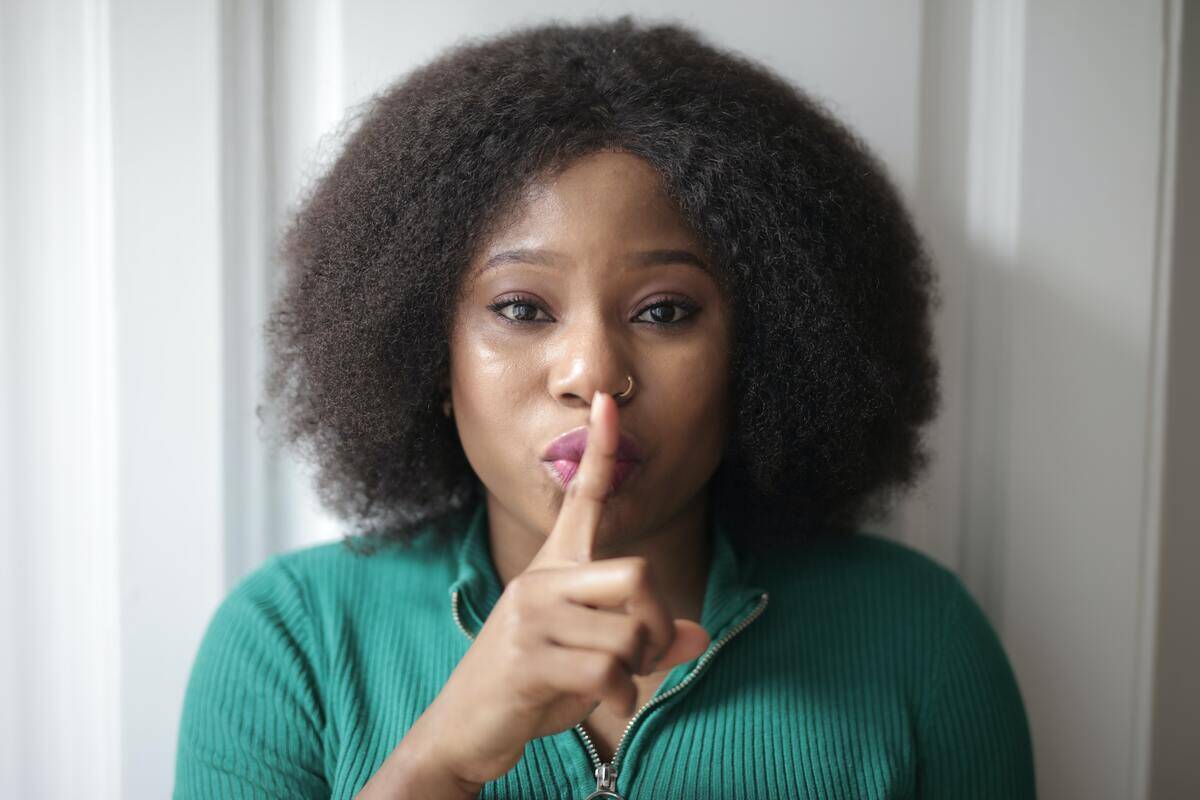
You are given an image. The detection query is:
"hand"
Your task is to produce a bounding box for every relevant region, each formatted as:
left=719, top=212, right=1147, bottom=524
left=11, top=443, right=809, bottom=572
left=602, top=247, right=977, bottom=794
left=412, top=390, right=711, bottom=788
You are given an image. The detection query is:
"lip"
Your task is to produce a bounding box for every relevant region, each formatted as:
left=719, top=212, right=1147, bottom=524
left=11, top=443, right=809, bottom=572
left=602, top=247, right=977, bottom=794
left=543, top=458, right=640, bottom=494
left=540, top=425, right=645, bottom=463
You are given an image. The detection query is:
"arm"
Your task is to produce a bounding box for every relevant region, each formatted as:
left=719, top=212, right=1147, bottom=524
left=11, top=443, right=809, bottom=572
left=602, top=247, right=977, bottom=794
left=914, top=577, right=1037, bottom=799
left=173, top=556, right=329, bottom=799
left=355, top=711, right=483, bottom=800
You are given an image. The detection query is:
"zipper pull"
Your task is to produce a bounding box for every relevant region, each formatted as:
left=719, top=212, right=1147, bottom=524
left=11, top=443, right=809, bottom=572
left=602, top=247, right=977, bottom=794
left=583, top=763, right=623, bottom=799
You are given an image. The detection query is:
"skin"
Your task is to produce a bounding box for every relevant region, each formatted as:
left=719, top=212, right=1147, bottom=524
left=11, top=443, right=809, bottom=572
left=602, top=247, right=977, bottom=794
left=356, top=149, right=735, bottom=798
left=449, top=148, right=735, bottom=753
left=449, top=148, right=734, bottom=621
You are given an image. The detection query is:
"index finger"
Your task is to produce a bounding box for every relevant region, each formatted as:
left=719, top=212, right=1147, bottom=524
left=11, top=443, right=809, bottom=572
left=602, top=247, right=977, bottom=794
left=527, top=390, right=619, bottom=569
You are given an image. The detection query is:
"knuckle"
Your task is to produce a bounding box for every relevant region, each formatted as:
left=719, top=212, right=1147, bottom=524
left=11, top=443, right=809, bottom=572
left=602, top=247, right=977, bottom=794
left=600, top=654, right=626, bottom=686
left=503, top=633, right=534, bottom=666
left=503, top=576, right=541, bottom=626
left=621, top=619, right=649, bottom=663
left=586, top=654, right=622, bottom=688
left=508, top=573, right=538, bottom=605
left=581, top=657, right=606, bottom=687
left=505, top=575, right=529, bottom=607
left=508, top=611, right=540, bottom=648
left=622, top=556, right=651, bottom=588
left=626, top=690, right=639, bottom=715
left=501, top=602, right=527, bottom=634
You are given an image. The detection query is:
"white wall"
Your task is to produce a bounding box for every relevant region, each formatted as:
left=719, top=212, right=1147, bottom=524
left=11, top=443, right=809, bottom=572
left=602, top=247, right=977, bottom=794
left=0, top=0, right=1191, bottom=797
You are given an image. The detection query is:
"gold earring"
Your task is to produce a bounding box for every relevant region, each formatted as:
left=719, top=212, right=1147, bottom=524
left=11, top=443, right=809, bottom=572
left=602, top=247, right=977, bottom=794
left=613, top=375, right=634, bottom=400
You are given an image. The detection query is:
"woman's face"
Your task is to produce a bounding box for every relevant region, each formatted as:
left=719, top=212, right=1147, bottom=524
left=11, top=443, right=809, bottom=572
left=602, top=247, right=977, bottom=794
left=448, top=149, right=733, bottom=549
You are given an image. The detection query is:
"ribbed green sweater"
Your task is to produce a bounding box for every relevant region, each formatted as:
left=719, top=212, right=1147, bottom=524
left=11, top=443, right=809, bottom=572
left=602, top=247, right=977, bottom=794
left=174, top=499, right=1036, bottom=799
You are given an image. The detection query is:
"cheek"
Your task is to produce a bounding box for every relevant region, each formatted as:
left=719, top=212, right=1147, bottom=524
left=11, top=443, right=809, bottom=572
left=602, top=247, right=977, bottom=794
left=646, top=344, right=732, bottom=468
left=652, top=342, right=729, bottom=415
left=449, top=318, right=530, bottom=403
left=447, top=327, right=536, bottom=479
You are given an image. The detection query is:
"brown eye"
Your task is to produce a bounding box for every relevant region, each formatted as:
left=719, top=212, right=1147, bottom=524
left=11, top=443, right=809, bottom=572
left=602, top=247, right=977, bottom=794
left=506, top=302, right=541, bottom=322
left=635, top=299, right=700, bottom=327
left=486, top=295, right=700, bottom=328
left=486, top=296, right=552, bottom=325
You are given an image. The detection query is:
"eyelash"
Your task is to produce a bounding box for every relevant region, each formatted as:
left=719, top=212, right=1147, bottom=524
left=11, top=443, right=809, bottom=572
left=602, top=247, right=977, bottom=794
left=486, top=294, right=701, bottom=329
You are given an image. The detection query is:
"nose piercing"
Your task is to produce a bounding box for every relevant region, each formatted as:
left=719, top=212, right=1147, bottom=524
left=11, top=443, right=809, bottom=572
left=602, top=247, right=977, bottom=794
left=613, top=375, right=634, bottom=400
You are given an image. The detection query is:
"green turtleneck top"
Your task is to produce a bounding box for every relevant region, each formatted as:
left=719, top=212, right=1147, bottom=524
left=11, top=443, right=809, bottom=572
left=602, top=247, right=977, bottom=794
left=173, top=500, right=1036, bottom=799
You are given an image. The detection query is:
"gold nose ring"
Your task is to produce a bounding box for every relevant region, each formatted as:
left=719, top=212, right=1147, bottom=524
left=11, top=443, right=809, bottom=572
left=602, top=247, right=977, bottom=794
left=613, top=375, right=634, bottom=400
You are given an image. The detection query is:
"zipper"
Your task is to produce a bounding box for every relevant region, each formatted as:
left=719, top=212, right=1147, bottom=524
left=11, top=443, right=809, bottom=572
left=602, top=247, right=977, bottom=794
left=450, top=588, right=770, bottom=800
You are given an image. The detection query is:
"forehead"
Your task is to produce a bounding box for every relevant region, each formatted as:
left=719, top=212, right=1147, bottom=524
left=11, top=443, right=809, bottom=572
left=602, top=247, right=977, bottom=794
left=475, top=150, right=704, bottom=263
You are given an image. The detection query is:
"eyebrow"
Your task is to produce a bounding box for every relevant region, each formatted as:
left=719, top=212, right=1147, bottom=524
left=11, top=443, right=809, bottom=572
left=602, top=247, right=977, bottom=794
left=479, top=247, right=713, bottom=276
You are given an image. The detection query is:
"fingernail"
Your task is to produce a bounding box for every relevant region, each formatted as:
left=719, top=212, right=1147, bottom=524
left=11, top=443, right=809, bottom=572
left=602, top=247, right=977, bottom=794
left=591, top=391, right=602, bottom=423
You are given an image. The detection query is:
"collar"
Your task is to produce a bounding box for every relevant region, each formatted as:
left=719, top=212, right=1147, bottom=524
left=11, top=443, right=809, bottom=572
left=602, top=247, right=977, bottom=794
left=447, top=499, right=767, bottom=645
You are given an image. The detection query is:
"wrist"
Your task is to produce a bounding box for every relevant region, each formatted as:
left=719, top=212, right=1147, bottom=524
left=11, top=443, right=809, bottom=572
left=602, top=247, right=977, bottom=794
left=355, top=718, right=482, bottom=800
left=391, top=717, right=483, bottom=799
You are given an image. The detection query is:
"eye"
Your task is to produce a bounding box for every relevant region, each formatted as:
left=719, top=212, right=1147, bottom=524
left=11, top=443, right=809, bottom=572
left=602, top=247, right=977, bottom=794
left=486, top=295, right=553, bottom=325
left=634, top=298, right=700, bottom=327
left=485, top=294, right=701, bottom=328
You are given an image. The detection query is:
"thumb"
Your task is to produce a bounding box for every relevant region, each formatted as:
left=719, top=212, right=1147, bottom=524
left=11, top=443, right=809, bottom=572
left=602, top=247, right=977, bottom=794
left=649, top=620, right=711, bottom=673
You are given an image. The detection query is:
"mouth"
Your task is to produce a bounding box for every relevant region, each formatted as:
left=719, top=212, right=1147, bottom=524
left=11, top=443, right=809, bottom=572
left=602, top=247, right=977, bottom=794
left=540, top=425, right=644, bottom=462
left=542, top=458, right=642, bottom=494
left=540, top=424, right=645, bottom=495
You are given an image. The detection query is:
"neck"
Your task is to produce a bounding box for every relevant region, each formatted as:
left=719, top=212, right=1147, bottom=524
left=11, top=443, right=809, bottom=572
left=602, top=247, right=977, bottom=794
left=485, top=492, right=714, bottom=624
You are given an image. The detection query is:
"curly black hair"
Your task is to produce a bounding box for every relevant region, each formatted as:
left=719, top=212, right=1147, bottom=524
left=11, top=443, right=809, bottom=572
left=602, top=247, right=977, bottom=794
left=260, top=14, right=942, bottom=555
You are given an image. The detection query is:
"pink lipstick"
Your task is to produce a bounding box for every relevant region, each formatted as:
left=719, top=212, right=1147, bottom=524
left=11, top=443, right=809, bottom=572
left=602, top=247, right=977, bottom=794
left=543, top=458, right=640, bottom=493
left=541, top=426, right=644, bottom=493
left=541, top=426, right=644, bottom=462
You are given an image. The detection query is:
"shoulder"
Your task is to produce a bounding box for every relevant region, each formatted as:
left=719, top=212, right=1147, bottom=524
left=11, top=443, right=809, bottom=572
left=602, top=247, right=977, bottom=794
left=188, top=529, right=461, bottom=678
left=243, top=529, right=462, bottom=621
left=752, top=530, right=970, bottom=612
left=746, top=531, right=1006, bottom=684
left=183, top=528, right=462, bottom=715
left=273, top=526, right=457, bottom=575
left=749, top=531, right=1034, bottom=787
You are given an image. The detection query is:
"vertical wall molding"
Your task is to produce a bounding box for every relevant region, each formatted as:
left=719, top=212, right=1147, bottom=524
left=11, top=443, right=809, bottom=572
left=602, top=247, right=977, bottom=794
left=1143, top=1, right=1199, bottom=796
left=80, top=0, right=123, bottom=794
left=919, top=1, right=1175, bottom=796
left=1132, top=2, right=1179, bottom=794
left=109, top=1, right=225, bottom=795
left=903, top=0, right=971, bottom=572
left=907, top=0, right=1027, bottom=618
left=958, top=0, right=1027, bottom=629
left=0, top=1, right=123, bottom=796
left=1132, top=1, right=1179, bottom=794
left=219, top=0, right=276, bottom=587
left=218, top=0, right=349, bottom=587
left=1000, top=2, right=1167, bottom=797
left=265, top=0, right=348, bottom=557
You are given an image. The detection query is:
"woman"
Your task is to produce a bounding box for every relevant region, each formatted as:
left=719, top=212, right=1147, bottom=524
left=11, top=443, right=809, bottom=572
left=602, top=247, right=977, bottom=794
left=174, top=15, right=1035, bottom=800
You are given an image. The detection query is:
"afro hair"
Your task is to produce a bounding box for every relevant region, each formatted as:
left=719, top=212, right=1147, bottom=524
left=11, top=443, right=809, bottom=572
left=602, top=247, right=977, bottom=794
left=261, top=14, right=943, bottom=555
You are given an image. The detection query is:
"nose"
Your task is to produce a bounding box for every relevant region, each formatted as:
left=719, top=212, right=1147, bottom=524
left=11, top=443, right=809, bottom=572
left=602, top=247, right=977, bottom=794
left=547, top=312, right=635, bottom=410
